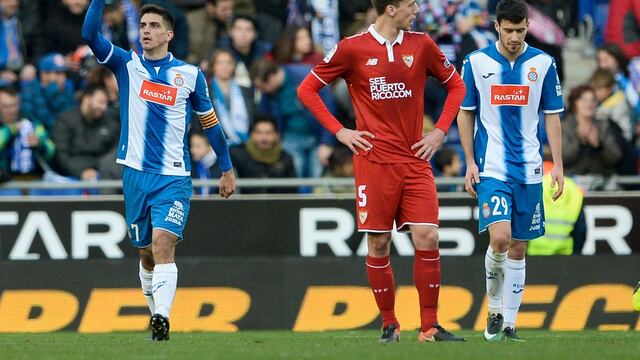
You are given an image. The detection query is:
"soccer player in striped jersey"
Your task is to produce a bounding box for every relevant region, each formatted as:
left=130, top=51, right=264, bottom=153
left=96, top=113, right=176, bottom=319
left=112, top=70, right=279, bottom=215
left=82, top=0, right=236, bottom=341
left=457, top=0, right=564, bottom=342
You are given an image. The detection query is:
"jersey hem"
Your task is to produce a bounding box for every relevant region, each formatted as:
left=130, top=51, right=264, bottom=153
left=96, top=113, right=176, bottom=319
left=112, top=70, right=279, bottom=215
left=118, top=160, right=192, bottom=177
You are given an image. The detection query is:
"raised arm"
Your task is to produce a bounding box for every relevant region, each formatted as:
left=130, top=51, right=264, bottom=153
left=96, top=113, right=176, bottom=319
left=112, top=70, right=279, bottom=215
left=82, top=0, right=115, bottom=62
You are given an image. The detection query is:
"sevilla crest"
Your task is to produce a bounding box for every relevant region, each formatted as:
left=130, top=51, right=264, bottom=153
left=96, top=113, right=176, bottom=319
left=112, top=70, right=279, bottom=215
left=402, top=55, right=413, bottom=68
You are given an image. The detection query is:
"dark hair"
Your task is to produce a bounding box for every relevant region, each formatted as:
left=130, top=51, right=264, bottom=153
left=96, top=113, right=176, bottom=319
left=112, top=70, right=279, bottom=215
left=496, top=0, right=528, bottom=24
left=140, top=4, right=175, bottom=31
left=370, top=0, right=402, bottom=16
left=231, top=13, right=258, bottom=32
left=328, top=145, right=353, bottom=171
left=590, top=68, right=615, bottom=88
left=0, top=86, right=18, bottom=98
left=208, top=48, right=236, bottom=78
left=250, top=59, right=279, bottom=83
left=597, top=43, right=629, bottom=76
left=567, top=84, right=595, bottom=114
left=82, top=84, right=108, bottom=100
left=273, top=25, right=313, bottom=64
left=433, top=147, right=458, bottom=173
left=250, top=114, right=278, bottom=133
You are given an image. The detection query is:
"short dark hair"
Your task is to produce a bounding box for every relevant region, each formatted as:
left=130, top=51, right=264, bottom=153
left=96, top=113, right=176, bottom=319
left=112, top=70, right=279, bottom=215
left=82, top=84, right=108, bottom=100
left=567, top=85, right=594, bottom=114
left=0, top=86, right=18, bottom=98
left=231, top=13, right=258, bottom=31
left=496, top=0, right=528, bottom=24
left=250, top=114, right=278, bottom=133
left=433, top=147, right=458, bottom=173
left=250, top=59, right=279, bottom=83
left=370, top=0, right=402, bottom=16
left=140, top=4, right=175, bottom=31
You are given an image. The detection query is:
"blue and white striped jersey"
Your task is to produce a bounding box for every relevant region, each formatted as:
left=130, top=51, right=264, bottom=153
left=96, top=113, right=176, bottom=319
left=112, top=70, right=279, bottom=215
left=461, top=43, right=564, bottom=184
left=95, top=45, right=212, bottom=176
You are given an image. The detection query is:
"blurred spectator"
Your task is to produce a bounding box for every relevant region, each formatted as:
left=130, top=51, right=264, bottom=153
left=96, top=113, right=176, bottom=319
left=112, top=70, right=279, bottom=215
left=230, top=114, right=297, bottom=193
left=316, top=144, right=354, bottom=194
left=52, top=85, right=119, bottom=181
left=454, top=4, right=496, bottom=66
left=20, top=53, right=76, bottom=132
left=270, top=25, right=324, bottom=65
left=142, top=0, right=189, bottom=59
left=596, top=43, right=640, bottom=117
left=252, top=0, right=286, bottom=45
left=207, top=49, right=254, bottom=145
left=86, top=65, right=120, bottom=111
left=42, top=0, right=89, bottom=74
left=190, top=129, right=222, bottom=196
left=0, top=87, right=54, bottom=182
left=217, top=14, right=272, bottom=87
left=102, top=0, right=141, bottom=53
left=309, top=0, right=340, bottom=56
left=251, top=59, right=335, bottom=178
left=604, top=0, right=640, bottom=60
left=528, top=162, right=586, bottom=256
left=188, top=0, right=235, bottom=65
left=590, top=68, right=634, bottom=142
left=525, top=3, right=566, bottom=84
left=0, top=0, right=37, bottom=86
left=433, top=146, right=462, bottom=192
left=338, top=0, right=371, bottom=37
left=16, top=0, right=44, bottom=73
left=562, top=85, right=622, bottom=177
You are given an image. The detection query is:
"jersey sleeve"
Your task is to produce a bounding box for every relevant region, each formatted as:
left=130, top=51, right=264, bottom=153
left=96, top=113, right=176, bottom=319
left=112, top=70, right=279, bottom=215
left=189, top=69, right=214, bottom=114
left=82, top=0, right=129, bottom=71
left=423, top=34, right=456, bottom=84
left=309, top=39, right=350, bottom=85
left=541, top=58, right=564, bottom=114
left=460, top=56, right=477, bottom=110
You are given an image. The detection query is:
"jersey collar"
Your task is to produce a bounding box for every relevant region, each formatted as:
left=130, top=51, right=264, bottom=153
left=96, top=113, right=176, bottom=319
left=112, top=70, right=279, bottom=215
left=368, top=24, right=404, bottom=46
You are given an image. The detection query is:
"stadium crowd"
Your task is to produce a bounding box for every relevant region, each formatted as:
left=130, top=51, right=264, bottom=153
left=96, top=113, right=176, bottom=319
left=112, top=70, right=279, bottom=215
left=0, top=0, right=638, bottom=194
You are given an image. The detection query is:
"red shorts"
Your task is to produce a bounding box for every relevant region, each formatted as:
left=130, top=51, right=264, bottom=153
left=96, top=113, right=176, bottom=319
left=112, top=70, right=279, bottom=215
left=353, top=155, right=439, bottom=232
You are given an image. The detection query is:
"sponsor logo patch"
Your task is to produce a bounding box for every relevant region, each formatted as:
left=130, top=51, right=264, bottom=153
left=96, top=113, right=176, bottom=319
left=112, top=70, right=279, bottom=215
left=173, top=73, right=185, bottom=87
left=402, top=55, right=414, bottom=68
left=139, top=80, right=178, bottom=106
left=490, top=85, right=530, bottom=106
left=527, top=67, right=538, bottom=82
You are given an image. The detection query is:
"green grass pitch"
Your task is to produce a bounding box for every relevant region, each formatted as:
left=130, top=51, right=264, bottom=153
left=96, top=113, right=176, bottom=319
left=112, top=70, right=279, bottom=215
left=1, top=330, right=639, bottom=359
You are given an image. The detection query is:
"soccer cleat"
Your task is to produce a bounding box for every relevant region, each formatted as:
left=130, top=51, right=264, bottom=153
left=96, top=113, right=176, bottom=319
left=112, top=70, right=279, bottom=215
left=150, top=314, right=170, bottom=341
left=418, top=324, right=466, bottom=342
left=379, top=324, right=400, bottom=343
left=633, top=281, right=640, bottom=312
left=502, top=327, right=525, bottom=342
left=484, top=313, right=504, bottom=341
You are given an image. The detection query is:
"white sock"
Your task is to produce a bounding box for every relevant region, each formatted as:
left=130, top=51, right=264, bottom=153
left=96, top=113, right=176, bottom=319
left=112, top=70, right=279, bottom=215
left=139, top=261, right=155, bottom=314
left=502, top=257, right=526, bottom=329
left=485, top=247, right=507, bottom=314
left=152, top=263, right=178, bottom=318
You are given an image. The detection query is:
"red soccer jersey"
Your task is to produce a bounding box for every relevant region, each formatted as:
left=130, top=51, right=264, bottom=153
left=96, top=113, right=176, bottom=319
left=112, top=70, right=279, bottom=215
left=310, top=25, right=457, bottom=163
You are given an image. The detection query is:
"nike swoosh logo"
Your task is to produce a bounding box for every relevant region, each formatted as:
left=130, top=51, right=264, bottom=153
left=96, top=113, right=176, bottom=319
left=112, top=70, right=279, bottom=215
left=482, top=73, right=495, bottom=79
left=512, top=289, right=524, bottom=294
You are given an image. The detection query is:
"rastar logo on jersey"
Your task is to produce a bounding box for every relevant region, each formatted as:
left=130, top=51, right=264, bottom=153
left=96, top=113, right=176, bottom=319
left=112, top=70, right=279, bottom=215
left=369, top=76, right=412, bottom=101
left=490, top=85, right=530, bottom=106
left=139, top=80, right=178, bottom=106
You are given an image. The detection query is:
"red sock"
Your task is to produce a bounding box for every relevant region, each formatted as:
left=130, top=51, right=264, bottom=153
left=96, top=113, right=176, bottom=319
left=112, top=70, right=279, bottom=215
left=366, top=255, right=398, bottom=329
left=414, top=249, right=441, bottom=332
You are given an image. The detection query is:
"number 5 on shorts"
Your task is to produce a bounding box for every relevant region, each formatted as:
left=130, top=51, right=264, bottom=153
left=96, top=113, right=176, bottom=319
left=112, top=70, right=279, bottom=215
left=358, top=185, right=367, bottom=207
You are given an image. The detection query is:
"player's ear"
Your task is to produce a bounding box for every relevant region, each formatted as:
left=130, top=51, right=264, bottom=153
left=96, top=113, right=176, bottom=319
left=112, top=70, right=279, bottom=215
left=494, top=20, right=500, bottom=33
left=166, top=30, right=174, bottom=42
left=386, top=4, right=396, bottom=16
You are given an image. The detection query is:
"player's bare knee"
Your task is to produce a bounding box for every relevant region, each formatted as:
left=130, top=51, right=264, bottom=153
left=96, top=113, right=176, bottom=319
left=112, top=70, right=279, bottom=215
left=490, top=233, right=510, bottom=252
left=151, top=236, right=176, bottom=264
left=412, top=227, right=439, bottom=250
left=367, top=233, right=391, bottom=257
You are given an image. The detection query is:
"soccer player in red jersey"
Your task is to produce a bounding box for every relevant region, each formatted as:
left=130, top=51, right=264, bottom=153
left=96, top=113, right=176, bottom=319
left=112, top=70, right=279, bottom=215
left=298, top=0, right=466, bottom=343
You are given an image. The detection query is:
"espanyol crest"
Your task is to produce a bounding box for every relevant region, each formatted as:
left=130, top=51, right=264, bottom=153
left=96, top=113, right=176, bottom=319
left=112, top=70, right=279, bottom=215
left=527, top=67, right=538, bottom=82
left=402, top=55, right=414, bottom=68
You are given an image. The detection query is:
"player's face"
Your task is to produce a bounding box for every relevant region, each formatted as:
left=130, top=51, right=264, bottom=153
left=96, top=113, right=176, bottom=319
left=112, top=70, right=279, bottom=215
left=496, top=19, right=528, bottom=56
left=213, top=52, right=235, bottom=80
left=250, top=122, right=278, bottom=151
left=390, top=0, right=419, bottom=31
left=139, top=13, right=174, bottom=52
left=596, top=51, right=619, bottom=73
